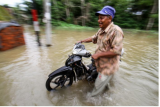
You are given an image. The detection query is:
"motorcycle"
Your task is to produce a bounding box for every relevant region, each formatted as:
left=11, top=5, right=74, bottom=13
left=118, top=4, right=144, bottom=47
left=46, top=43, right=98, bottom=91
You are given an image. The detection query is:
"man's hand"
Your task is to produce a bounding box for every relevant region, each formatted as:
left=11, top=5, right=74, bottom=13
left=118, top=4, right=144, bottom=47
left=92, top=54, right=99, bottom=60
left=92, top=51, right=118, bottom=59
left=75, top=41, right=82, bottom=44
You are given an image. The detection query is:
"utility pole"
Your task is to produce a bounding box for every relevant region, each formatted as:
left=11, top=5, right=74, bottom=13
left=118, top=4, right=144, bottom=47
left=44, top=0, right=52, bottom=46
left=31, top=0, right=41, bottom=46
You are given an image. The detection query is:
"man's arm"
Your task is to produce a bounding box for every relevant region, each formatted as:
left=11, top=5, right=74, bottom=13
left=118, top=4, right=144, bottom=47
left=77, top=29, right=100, bottom=44
left=78, top=37, right=92, bottom=43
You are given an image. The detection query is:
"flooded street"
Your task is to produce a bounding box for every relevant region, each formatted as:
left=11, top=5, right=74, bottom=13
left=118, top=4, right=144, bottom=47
left=0, top=26, right=158, bottom=106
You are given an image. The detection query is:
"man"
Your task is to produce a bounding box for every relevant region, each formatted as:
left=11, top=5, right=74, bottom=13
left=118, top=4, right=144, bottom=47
left=78, top=6, right=124, bottom=96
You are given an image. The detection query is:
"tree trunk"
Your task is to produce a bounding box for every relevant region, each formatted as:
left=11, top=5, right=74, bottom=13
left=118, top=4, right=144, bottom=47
left=65, top=0, right=70, bottom=18
left=81, top=0, right=85, bottom=26
left=146, top=0, right=158, bottom=30
left=86, top=3, right=90, bottom=18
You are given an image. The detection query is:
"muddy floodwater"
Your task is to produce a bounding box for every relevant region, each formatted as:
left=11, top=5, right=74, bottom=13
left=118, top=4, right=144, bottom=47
left=0, top=26, right=158, bottom=106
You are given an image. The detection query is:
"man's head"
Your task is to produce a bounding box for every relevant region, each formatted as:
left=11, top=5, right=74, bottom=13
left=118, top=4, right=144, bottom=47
left=95, top=6, right=116, bottom=19
left=95, top=6, right=116, bottom=30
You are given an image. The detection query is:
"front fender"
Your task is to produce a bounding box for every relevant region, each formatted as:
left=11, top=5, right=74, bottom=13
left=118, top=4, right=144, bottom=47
left=49, top=66, right=76, bottom=82
left=49, top=66, right=73, bottom=77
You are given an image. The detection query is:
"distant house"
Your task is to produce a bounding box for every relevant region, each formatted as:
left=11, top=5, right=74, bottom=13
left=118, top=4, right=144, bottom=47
left=0, top=22, right=25, bottom=51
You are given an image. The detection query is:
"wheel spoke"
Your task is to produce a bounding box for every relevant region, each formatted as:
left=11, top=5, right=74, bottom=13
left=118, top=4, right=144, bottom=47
left=53, top=84, right=60, bottom=89
left=60, top=78, right=68, bottom=88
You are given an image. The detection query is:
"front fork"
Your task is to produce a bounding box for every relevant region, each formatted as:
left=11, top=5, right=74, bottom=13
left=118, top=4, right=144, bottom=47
left=87, top=58, right=98, bottom=81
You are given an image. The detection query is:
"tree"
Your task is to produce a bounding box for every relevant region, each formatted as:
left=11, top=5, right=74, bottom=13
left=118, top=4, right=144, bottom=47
left=15, top=0, right=158, bottom=30
left=128, top=0, right=156, bottom=29
left=21, top=0, right=44, bottom=25
left=146, top=0, right=158, bottom=30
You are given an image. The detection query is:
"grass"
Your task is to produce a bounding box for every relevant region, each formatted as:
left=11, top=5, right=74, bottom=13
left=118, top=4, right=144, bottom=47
left=123, top=28, right=158, bottom=35
left=28, top=22, right=158, bottom=36
left=52, top=21, right=95, bottom=30
left=54, top=22, right=158, bottom=34
left=0, top=6, right=13, bottom=21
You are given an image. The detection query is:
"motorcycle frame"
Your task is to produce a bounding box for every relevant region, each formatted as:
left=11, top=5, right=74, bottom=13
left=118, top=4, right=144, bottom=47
left=48, top=55, right=91, bottom=83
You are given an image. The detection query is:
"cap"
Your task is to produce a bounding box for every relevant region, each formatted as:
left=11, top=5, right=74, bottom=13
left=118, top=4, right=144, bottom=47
left=95, top=6, right=116, bottom=19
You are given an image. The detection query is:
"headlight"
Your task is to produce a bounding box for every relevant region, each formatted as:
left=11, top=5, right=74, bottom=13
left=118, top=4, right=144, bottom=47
left=73, top=49, right=81, bottom=54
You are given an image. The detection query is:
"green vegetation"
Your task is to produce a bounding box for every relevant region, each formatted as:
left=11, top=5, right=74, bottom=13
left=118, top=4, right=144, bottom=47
left=13, top=0, right=158, bottom=30
left=55, top=21, right=94, bottom=30
left=0, top=6, right=13, bottom=21
left=124, top=29, right=158, bottom=34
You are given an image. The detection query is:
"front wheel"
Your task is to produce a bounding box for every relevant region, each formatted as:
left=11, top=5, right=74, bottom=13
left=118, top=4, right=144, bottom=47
left=46, top=73, right=73, bottom=91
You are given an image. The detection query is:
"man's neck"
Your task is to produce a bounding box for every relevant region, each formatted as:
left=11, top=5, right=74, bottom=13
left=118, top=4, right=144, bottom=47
left=102, top=22, right=112, bottom=30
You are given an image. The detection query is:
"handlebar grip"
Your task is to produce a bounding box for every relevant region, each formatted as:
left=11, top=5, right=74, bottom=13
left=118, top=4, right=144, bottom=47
left=86, top=52, right=91, bottom=57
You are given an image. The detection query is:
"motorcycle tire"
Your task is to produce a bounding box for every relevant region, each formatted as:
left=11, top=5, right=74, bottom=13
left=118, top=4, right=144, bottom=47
left=46, top=73, right=73, bottom=91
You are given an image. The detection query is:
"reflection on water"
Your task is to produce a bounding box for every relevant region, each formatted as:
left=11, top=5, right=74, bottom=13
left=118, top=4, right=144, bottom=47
left=0, top=26, right=158, bottom=106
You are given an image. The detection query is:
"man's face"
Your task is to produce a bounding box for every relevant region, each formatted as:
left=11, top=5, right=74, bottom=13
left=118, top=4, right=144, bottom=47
left=98, top=14, right=112, bottom=30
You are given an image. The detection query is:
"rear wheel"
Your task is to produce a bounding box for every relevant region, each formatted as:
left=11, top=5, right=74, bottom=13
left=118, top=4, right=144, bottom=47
left=46, top=73, right=73, bottom=91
